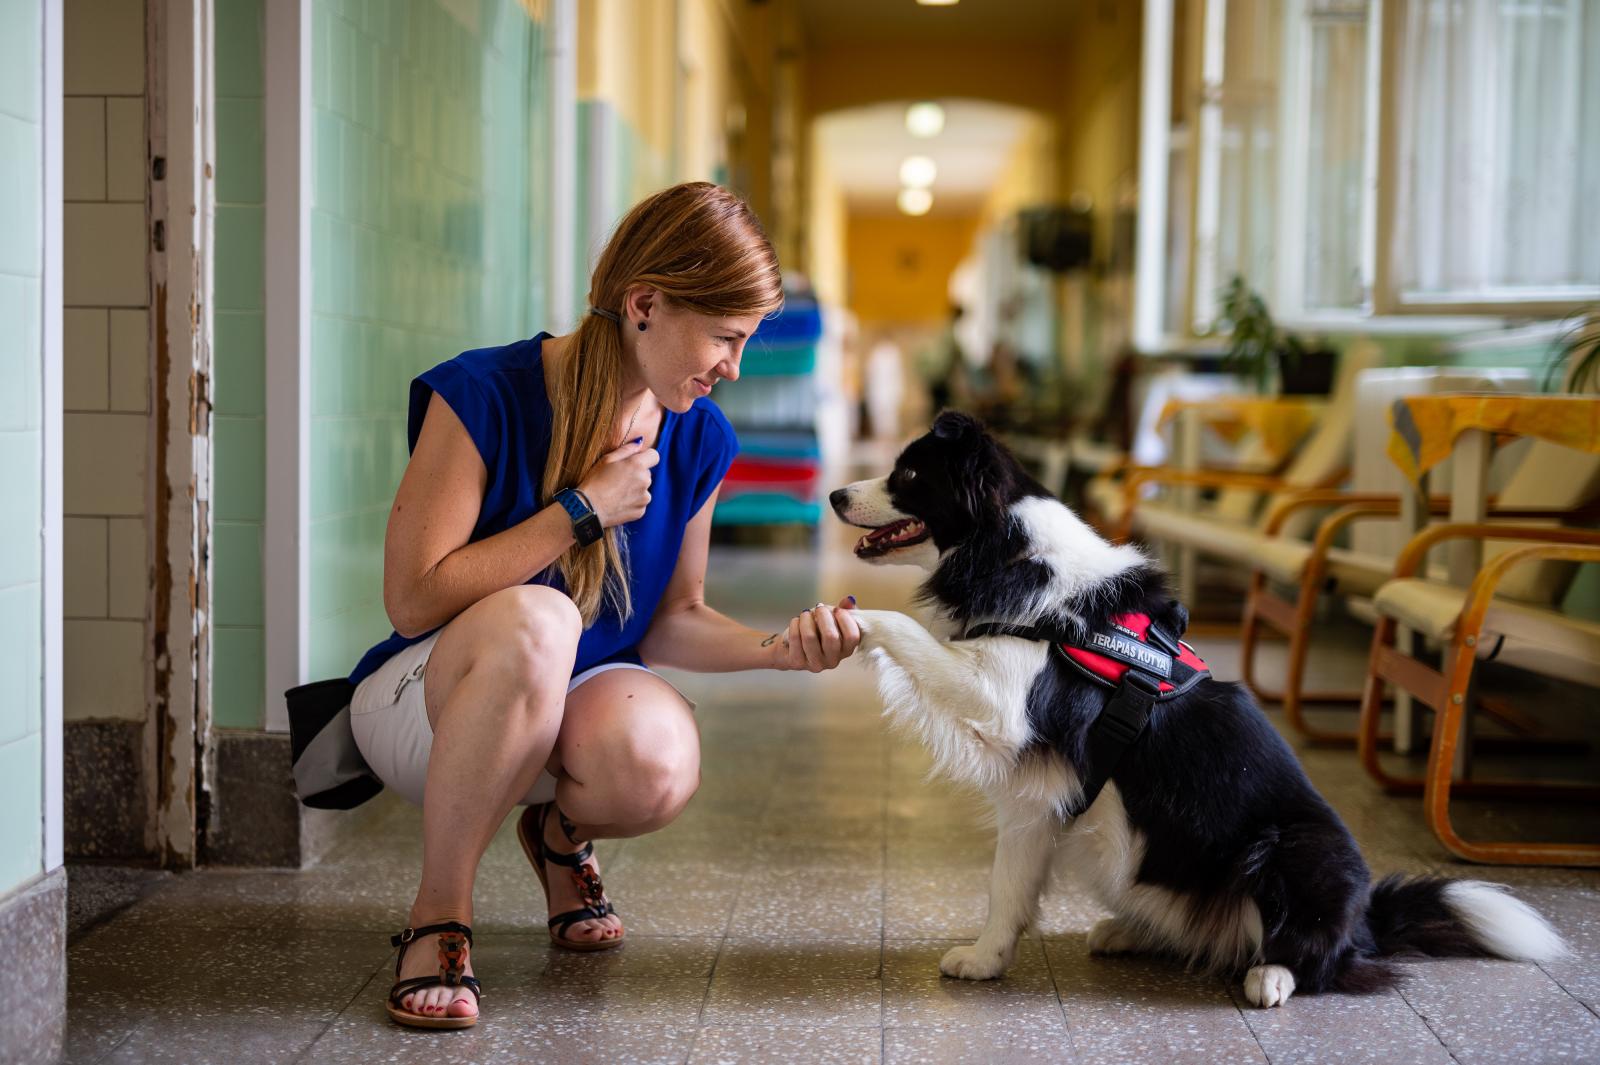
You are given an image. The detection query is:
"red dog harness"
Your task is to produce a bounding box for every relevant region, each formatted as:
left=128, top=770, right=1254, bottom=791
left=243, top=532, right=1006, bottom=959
left=960, top=610, right=1210, bottom=815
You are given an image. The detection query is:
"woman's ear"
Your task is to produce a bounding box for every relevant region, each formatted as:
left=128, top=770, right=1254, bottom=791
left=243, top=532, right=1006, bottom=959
left=622, top=285, right=657, bottom=325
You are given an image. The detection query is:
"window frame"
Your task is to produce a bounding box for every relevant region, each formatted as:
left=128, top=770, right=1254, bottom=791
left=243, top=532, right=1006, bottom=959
left=1133, top=0, right=1592, bottom=353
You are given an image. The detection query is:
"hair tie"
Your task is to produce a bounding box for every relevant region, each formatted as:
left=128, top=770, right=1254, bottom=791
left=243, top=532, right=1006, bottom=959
left=590, top=307, right=621, bottom=324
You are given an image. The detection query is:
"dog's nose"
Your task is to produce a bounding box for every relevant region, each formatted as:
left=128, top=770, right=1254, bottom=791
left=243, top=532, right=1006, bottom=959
left=828, top=488, right=850, bottom=513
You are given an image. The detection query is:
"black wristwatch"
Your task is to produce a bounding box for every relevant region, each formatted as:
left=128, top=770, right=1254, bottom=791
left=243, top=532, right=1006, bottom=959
left=554, top=488, right=603, bottom=546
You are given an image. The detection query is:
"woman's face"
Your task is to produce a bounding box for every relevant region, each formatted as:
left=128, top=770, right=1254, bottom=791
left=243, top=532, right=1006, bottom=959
left=625, top=291, right=764, bottom=413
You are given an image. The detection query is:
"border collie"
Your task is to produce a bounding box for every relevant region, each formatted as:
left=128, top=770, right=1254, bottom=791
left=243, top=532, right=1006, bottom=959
left=830, top=411, right=1566, bottom=1007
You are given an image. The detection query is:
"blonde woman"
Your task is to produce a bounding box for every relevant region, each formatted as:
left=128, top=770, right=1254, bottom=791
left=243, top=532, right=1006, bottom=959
left=347, top=183, right=861, bottom=1028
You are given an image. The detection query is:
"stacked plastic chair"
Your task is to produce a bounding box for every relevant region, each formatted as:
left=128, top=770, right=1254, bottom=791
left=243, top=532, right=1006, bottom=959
left=712, top=297, right=825, bottom=528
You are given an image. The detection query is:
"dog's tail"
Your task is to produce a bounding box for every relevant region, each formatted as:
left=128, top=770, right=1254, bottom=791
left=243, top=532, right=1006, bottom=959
left=1364, top=875, right=1568, bottom=963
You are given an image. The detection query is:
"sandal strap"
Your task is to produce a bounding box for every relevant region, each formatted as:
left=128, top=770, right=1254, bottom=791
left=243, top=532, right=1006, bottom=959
left=540, top=839, right=596, bottom=869
left=556, top=807, right=583, bottom=845
left=388, top=973, right=482, bottom=1008
left=389, top=920, right=474, bottom=950
left=536, top=802, right=596, bottom=869
left=548, top=899, right=617, bottom=936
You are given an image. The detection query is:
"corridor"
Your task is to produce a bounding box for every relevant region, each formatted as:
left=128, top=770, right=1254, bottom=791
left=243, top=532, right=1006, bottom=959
left=64, top=525, right=1600, bottom=1064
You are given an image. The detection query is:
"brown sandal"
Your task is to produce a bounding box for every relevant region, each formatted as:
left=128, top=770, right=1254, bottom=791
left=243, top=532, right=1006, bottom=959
left=385, top=920, right=481, bottom=1029
left=517, top=802, right=625, bottom=952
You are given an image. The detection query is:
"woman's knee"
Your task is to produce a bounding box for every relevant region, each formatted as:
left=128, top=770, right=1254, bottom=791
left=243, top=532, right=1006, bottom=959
left=428, top=586, right=581, bottom=725
left=612, top=724, right=701, bottom=826
left=472, top=586, right=581, bottom=679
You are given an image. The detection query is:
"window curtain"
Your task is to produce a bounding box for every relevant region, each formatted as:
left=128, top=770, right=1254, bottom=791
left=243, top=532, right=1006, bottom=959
left=1394, top=0, right=1600, bottom=302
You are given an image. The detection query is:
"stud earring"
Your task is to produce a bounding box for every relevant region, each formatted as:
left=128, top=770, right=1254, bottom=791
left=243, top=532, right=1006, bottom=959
left=638, top=321, right=647, bottom=332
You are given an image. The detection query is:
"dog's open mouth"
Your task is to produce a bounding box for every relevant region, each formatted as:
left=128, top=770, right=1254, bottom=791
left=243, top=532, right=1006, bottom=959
left=854, top=518, right=929, bottom=559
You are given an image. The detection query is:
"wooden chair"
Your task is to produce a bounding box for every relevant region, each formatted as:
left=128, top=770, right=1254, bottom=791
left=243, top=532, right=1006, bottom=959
left=1356, top=520, right=1600, bottom=865
left=1237, top=437, right=1600, bottom=743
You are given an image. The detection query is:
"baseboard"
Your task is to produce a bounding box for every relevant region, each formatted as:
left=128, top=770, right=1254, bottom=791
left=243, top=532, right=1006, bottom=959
left=205, top=730, right=388, bottom=868
left=65, top=720, right=152, bottom=861
left=0, top=868, right=66, bottom=1064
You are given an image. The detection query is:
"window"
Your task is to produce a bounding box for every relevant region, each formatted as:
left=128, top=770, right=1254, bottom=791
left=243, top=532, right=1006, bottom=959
left=1134, top=0, right=1600, bottom=348
left=1387, top=0, right=1600, bottom=310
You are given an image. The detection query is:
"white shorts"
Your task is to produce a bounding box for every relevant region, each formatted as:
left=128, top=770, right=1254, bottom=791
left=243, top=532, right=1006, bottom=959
left=349, top=632, right=683, bottom=808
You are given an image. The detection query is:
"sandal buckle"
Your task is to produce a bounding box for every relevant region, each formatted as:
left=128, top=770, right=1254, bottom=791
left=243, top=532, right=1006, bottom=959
left=399, top=926, right=416, bottom=944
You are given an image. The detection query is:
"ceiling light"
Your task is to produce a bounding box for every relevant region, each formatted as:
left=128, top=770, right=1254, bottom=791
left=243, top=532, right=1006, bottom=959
left=898, top=187, right=933, bottom=216
left=917, top=0, right=960, bottom=6
left=899, top=155, right=937, bottom=189
left=905, top=102, right=945, bottom=138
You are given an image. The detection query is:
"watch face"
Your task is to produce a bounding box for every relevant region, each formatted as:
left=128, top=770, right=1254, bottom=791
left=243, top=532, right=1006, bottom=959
left=577, top=513, right=602, bottom=545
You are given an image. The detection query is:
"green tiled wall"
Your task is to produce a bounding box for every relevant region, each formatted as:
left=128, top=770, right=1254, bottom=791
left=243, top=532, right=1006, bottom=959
left=573, top=98, right=669, bottom=321
left=0, top=0, right=45, bottom=893
left=306, top=0, right=550, bottom=682
left=212, top=0, right=267, bottom=729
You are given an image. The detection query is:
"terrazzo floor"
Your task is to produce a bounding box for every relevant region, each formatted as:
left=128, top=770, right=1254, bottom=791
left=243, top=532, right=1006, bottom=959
left=65, top=525, right=1600, bottom=1064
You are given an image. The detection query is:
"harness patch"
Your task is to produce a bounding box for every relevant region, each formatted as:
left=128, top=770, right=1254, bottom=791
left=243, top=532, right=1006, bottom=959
left=1057, top=612, right=1209, bottom=698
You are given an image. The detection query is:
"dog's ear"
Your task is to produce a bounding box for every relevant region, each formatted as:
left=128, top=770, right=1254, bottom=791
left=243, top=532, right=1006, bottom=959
left=932, top=410, right=986, bottom=441
left=953, top=425, right=1011, bottom=520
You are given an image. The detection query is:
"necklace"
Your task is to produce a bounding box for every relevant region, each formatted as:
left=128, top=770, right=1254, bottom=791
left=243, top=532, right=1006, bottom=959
left=620, top=396, right=645, bottom=446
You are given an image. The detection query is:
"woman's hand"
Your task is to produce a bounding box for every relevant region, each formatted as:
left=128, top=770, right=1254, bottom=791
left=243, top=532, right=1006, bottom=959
left=578, top=439, right=660, bottom=528
left=769, top=596, right=862, bottom=672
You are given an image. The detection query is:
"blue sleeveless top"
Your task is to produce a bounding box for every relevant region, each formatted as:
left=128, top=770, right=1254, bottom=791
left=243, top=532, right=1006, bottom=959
left=348, top=332, right=738, bottom=687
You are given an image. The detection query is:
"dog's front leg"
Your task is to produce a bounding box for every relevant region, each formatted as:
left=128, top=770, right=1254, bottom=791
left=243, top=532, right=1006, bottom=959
left=940, top=811, right=1057, bottom=981
left=853, top=609, right=1033, bottom=737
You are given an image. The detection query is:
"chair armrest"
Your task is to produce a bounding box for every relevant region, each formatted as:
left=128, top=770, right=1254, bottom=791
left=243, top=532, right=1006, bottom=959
left=1262, top=492, right=1600, bottom=538
left=1393, top=524, right=1600, bottom=581
left=1454, top=542, right=1600, bottom=646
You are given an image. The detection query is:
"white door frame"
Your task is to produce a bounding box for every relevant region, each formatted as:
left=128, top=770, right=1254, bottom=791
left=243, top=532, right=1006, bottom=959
left=147, top=0, right=215, bottom=866
left=262, top=0, right=309, bottom=732
left=42, top=0, right=66, bottom=875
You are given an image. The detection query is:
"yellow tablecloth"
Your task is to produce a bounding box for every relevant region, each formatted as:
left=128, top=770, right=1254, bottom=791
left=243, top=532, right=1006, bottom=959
left=1157, top=396, right=1325, bottom=462
left=1387, top=393, right=1600, bottom=485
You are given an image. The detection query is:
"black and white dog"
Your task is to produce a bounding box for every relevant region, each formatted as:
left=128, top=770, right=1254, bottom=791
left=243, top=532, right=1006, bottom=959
left=831, top=411, right=1566, bottom=1007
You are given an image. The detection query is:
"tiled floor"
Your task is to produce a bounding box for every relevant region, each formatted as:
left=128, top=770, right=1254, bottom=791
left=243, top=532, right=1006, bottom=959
left=65, top=530, right=1600, bottom=1064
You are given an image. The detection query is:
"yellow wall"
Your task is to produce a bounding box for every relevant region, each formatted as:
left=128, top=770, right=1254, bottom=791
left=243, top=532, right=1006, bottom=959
left=846, top=213, right=981, bottom=325
left=806, top=127, right=848, bottom=308
left=975, top=112, right=1059, bottom=229
left=577, top=0, right=677, bottom=163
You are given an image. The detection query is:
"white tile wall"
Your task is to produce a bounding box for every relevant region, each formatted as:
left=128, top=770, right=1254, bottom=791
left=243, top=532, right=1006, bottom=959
left=64, top=412, right=146, bottom=516
left=63, top=307, right=107, bottom=409
left=106, top=517, right=144, bottom=618
left=64, top=202, right=145, bottom=306
left=104, top=97, right=143, bottom=201
left=62, top=0, right=151, bottom=724
left=64, top=0, right=145, bottom=96
left=64, top=619, right=146, bottom=721
left=63, top=517, right=107, bottom=617
left=63, top=96, right=104, bottom=200
left=107, top=307, right=146, bottom=411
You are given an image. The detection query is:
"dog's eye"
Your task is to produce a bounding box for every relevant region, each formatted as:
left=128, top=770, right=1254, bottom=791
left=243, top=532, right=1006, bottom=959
left=902, top=469, right=917, bottom=482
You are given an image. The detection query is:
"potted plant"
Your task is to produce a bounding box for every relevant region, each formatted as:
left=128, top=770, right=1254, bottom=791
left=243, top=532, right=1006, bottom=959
left=1543, top=307, right=1600, bottom=393
left=1216, top=276, right=1334, bottom=395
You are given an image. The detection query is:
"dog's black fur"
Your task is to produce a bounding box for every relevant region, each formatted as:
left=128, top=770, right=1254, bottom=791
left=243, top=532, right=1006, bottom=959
left=837, top=411, right=1546, bottom=996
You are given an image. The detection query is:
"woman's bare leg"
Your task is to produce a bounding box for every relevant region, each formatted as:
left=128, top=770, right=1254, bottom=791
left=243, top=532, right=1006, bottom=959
left=394, top=585, right=580, bottom=1018
left=518, top=667, right=703, bottom=945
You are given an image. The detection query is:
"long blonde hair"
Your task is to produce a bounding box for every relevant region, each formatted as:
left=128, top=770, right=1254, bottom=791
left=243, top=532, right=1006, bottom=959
left=544, top=182, right=783, bottom=625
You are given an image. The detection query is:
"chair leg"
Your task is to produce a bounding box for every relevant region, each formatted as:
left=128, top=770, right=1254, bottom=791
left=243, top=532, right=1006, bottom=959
left=1359, top=617, right=1422, bottom=794
left=1261, top=569, right=1382, bottom=746
left=1423, top=629, right=1600, bottom=867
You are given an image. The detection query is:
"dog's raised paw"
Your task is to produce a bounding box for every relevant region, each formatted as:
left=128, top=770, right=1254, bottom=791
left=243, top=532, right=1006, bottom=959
left=1244, top=964, right=1296, bottom=1008
left=1086, top=917, right=1142, bottom=956
left=939, top=944, right=1008, bottom=981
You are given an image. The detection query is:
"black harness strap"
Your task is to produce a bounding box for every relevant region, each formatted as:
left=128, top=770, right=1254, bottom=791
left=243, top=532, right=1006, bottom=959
left=960, top=617, right=1202, bottom=818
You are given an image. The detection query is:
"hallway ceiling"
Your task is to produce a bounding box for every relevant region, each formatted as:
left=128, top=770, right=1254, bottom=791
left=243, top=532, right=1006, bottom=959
left=796, top=0, right=1086, bottom=46
left=814, top=98, right=1036, bottom=216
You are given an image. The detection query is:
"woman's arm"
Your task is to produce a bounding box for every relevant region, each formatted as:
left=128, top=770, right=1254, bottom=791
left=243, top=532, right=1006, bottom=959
left=383, top=393, right=574, bottom=637
left=384, top=392, right=657, bottom=637
left=638, top=488, right=861, bottom=673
